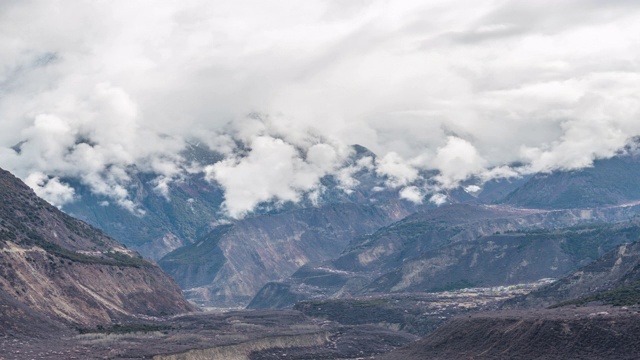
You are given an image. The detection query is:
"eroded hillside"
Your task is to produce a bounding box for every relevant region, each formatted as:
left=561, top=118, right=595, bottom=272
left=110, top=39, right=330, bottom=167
left=0, top=167, right=193, bottom=332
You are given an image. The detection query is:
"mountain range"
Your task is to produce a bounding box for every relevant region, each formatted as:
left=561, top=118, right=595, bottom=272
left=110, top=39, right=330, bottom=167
left=53, top=146, right=640, bottom=309
left=3, top=145, right=640, bottom=358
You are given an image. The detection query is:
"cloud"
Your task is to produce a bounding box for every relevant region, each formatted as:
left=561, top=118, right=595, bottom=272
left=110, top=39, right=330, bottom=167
left=429, top=193, right=448, bottom=206
left=399, top=186, right=423, bottom=204
left=375, top=152, right=420, bottom=188
left=0, top=0, right=639, bottom=216
left=431, top=136, right=487, bottom=189
left=204, top=131, right=351, bottom=218
left=24, top=172, right=75, bottom=207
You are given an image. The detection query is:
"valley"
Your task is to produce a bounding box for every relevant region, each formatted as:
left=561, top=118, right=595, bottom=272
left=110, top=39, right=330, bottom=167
left=3, top=3, right=640, bottom=358
left=3, top=150, right=640, bottom=359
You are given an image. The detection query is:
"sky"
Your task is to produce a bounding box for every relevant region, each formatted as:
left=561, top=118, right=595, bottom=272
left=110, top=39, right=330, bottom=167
left=1, top=0, right=640, bottom=217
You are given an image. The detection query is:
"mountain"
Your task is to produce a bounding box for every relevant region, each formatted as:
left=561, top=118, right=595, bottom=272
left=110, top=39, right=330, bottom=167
left=63, top=170, right=225, bottom=260
left=249, top=203, right=640, bottom=309
left=59, top=143, right=524, bottom=261
left=501, top=151, right=640, bottom=209
left=0, top=167, right=193, bottom=335
left=503, top=237, right=640, bottom=309
left=375, top=306, right=640, bottom=360
left=375, top=237, right=640, bottom=360
left=364, top=220, right=640, bottom=295
left=60, top=144, right=409, bottom=260
left=53, top=142, right=535, bottom=309
left=62, top=142, right=226, bottom=260
left=159, top=200, right=415, bottom=307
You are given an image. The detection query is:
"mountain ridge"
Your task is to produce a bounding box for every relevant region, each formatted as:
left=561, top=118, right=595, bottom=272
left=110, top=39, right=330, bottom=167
left=0, top=167, right=194, bottom=334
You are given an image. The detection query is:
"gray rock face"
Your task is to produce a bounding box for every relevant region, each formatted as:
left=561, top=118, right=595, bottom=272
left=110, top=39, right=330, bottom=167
left=159, top=201, right=414, bottom=307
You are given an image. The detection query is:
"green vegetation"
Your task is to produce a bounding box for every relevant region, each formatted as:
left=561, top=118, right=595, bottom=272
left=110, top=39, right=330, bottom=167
left=32, top=237, right=151, bottom=268
left=61, top=214, right=106, bottom=246
left=103, top=251, right=150, bottom=268
left=560, top=225, right=640, bottom=260
left=551, top=280, right=640, bottom=308
left=77, top=323, right=172, bottom=334
left=429, top=279, right=475, bottom=292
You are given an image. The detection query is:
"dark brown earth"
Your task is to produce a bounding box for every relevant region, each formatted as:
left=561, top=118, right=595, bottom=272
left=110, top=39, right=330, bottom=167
left=376, top=306, right=640, bottom=360
left=0, top=310, right=418, bottom=360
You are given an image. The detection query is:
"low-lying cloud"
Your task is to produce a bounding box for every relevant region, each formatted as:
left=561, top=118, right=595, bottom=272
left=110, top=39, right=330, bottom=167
left=1, top=0, right=640, bottom=216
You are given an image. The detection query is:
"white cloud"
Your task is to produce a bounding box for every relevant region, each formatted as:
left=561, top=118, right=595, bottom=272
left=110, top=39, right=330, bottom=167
left=0, top=0, right=640, bottom=216
left=464, top=185, right=481, bottom=194
left=24, top=172, right=75, bottom=207
left=429, top=193, right=448, bottom=206
left=376, top=152, right=419, bottom=188
left=431, top=136, right=487, bottom=189
left=399, top=186, right=423, bottom=204
left=204, top=134, right=349, bottom=218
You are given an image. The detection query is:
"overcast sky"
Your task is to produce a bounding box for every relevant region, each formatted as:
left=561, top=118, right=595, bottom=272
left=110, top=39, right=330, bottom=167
left=1, top=0, right=640, bottom=217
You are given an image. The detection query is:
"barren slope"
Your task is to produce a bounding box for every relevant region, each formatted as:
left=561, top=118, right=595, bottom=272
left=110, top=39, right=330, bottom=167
left=0, top=167, right=194, bottom=333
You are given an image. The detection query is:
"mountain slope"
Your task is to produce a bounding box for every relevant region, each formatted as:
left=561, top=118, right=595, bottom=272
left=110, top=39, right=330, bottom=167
left=376, top=234, right=640, bottom=360
left=376, top=307, right=640, bottom=360
left=159, top=201, right=414, bottom=307
left=250, top=204, right=640, bottom=309
left=0, top=167, right=194, bottom=333
left=504, top=237, right=640, bottom=309
left=62, top=142, right=226, bottom=260
left=63, top=170, right=225, bottom=260
left=501, top=152, right=640, bottom=209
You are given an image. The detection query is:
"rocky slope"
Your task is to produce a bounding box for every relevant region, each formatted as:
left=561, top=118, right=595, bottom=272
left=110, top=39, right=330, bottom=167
left=250, top=203, right=640, bottom=308
left=62, top=143, right=226, bottom=260
left=501, top=151, right=640, bottom=209
left=376, top=306, right=640, bottom=360
left=0, top=167, right=193, bottom=334
left=63, top=171, right=225, bottom=260
left=504, top=237, right=640, bottom=309
left=364, top=220, right=640, bottom=295
left=159, top=201, right=414, bottom=307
